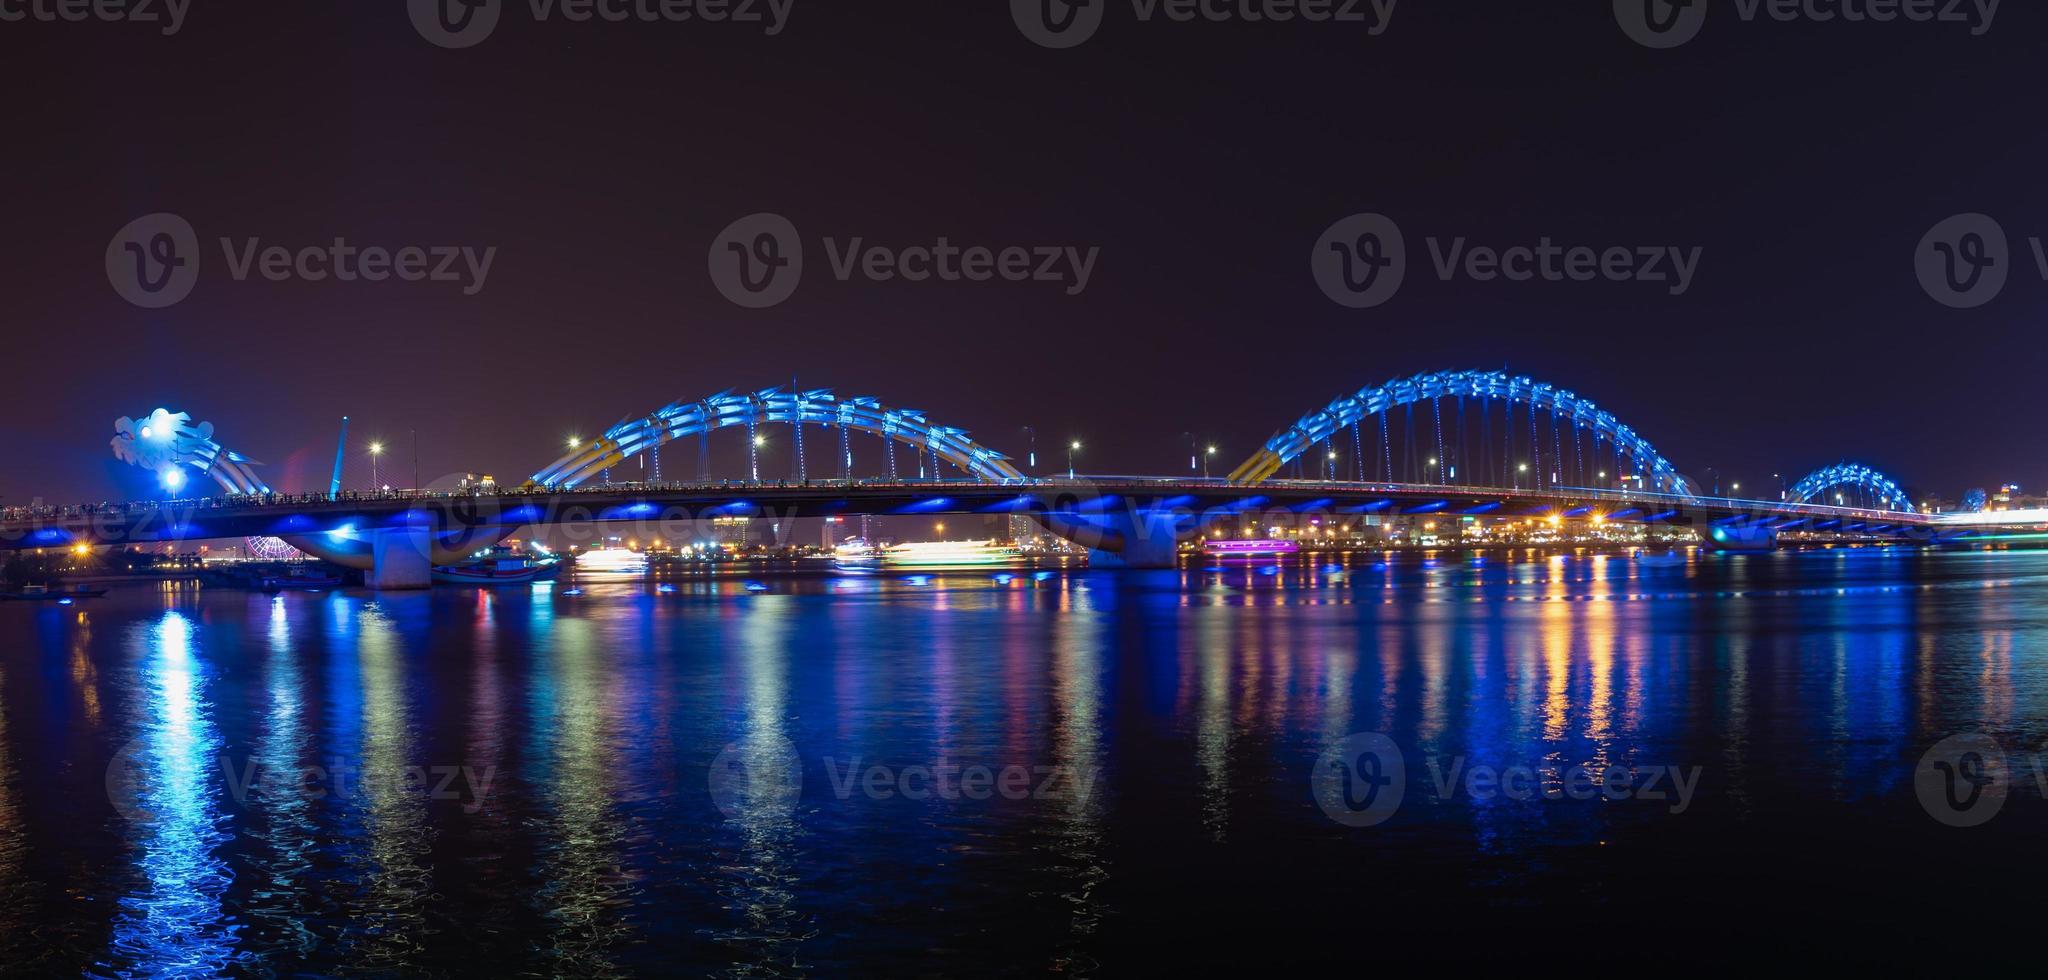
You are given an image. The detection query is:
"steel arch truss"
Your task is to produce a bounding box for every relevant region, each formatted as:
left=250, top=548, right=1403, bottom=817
left=1788, top=463, right=1913, bottom=512
left=1228, top=369, right=1695, bottom=497
left=531, top=386, right=1026, bottom=488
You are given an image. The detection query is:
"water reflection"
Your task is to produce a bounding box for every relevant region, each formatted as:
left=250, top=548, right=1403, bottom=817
left=1194, top=607, right=1233, bottom=842
left=1046, top=590, right=1107, bottom=973
left=337, top=603, right=434, bottom=972
left=0, top=654, right=26, bottom=962
left=101, top=612, right=240, bottom=978
left=709, top=596, right=812, bottom=977
left=242, top=596, right=319, bottom=964
left=2, top=547, right=2045, bottom=974
left=530, top=616, right=634, bottom=976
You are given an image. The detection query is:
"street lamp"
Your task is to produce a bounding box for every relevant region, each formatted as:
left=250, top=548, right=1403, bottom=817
left=1205, top=445, right=1217, bottom=479
left=1067, top=440, right=1081, bottom=479
left=369, top=442, right=384, bottom=490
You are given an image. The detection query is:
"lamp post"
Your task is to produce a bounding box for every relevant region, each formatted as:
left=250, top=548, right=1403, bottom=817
left=752, top=434, right=766, bottom=483
left=369, top=442, right=384, bottom=491
left=1205, top=445, right=1217, bottom=479
left=1067, top=440, right=1081, bottom=480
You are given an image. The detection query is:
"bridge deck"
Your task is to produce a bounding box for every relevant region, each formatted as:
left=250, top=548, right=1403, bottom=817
left=0, top=477, right=1966, bottom=551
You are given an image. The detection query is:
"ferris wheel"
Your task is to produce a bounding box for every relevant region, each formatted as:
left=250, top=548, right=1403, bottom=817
left=245, top=536, right=303, bottom=561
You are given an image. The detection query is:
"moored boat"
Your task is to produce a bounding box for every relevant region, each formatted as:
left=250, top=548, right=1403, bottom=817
left=256, top=568, right=344, bottom=592
left=0, top=584, right=108, bottom=601
left=878, top=540, right=1024, bottom=569
left=435, top=549, right=563, bottom=585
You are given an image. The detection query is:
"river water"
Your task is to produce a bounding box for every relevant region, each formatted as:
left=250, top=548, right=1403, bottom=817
left=1, top=546, right=2043, bottom=975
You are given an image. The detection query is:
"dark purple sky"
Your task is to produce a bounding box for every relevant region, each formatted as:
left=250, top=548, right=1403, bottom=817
left=5, top=1, right=2043, bottom=505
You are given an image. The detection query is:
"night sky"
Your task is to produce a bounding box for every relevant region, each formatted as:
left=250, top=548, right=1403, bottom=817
left=5, top=1, right=2043, bottom=506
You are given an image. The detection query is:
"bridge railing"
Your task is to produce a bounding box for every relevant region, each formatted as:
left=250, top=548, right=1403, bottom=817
left=0, top=475, right=1935, bottom=527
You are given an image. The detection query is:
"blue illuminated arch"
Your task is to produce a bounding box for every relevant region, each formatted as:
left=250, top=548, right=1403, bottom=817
left=1788, top=463, right=1913, bottom=512
left=532, top=386, right=1026, bottom=488
left=1229, top=369, right=1695, bottom=497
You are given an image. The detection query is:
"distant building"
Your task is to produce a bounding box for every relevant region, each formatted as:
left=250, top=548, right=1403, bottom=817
left=712, top=516, right=753, bottom=548
left=1007, top=513, right=1039, bottom=547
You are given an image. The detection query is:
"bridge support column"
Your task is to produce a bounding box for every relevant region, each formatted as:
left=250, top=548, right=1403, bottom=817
left=1086, top=535, right=1179, bottom=569
left=1034, top=503, right=1190, bottom=570
left=367, top=527, right=434, bottom=590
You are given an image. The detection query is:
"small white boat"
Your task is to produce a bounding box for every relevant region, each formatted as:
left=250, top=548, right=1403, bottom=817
left=436, top=549, right=563, bottom=585
left=573, top=547, right=648, bottom=574
left=879, top=540, right=1024, bottom=569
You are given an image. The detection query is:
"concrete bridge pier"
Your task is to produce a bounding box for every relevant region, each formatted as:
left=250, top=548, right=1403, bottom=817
left=367, top=527, right=435, bottom=590
left=282, top=525, right=515, bottom=591
left=1033, top=503, right=1192, bottom=570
